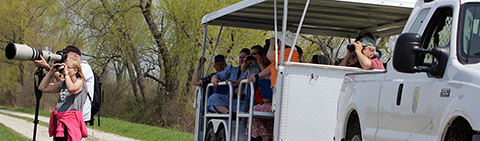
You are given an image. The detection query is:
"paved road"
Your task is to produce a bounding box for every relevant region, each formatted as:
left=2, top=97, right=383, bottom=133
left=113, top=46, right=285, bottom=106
left=0, top=109, right=141, bottom=141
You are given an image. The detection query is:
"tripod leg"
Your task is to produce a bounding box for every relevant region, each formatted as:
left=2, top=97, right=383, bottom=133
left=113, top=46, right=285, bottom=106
left=32, top=68, right=44, bottom=141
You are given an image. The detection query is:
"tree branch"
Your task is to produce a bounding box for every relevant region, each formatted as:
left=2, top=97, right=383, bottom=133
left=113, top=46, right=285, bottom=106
left=144, top=73, right=166, bottom=87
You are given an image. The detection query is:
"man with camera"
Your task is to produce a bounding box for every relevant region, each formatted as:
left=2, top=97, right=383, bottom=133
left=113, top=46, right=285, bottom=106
left=34, top=46, right=95, bottom=125
left=339, top=37, right=385, bottom=70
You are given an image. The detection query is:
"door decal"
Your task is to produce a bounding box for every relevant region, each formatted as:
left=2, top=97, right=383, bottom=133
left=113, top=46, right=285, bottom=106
left=412, top=87, right=420, bottom=113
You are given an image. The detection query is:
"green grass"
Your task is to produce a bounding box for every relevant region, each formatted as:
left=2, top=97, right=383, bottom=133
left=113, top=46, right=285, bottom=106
left=0, top=122, right=30, bottom=141
left=0, top=106, right=194, bottom=141
left=0, top=106, right=51, bottom=117
left=89, top=118, right=194, bottom=141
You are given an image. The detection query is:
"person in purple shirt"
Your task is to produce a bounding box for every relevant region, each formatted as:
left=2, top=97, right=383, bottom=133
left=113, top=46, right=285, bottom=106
left=339, top=37, right=385, bottom=70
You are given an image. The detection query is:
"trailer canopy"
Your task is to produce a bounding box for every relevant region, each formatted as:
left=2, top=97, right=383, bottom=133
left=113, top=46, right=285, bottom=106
left=201, top=0, right=415, bottom=38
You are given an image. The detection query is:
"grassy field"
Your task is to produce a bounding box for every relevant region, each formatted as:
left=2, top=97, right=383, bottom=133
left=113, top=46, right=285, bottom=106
left=0, top=106, right=194, bottom=141
left=0, top=123, right=30, bottom=141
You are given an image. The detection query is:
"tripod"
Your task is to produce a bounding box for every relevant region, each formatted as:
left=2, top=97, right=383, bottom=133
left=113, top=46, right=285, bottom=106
left=32, top=68, right=45, bottom=141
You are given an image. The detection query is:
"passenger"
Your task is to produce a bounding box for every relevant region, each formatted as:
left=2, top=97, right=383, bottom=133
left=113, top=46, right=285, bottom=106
left=241, top=45, right=265, bottom=78
left=192, top=55, right=228, bottom=88
left=310, top=54, right=331, bottom=65
left=259, top=42, right=272, bottom=67
left=247, top=30, right=300, bottom=141
left=208, top=48, right=249, bottom=114
left=296, top=45, right=303, bottom=62
left=310, top=55, right=320, bottom=64
left=339, top=37, right=385, bottom=70
left=240, top=45, right=269, bottom=127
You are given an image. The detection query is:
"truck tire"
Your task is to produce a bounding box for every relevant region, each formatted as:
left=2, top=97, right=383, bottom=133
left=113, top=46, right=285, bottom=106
left=216, top=128, right=226, bottom=141
left=351, top=134, right=362, bottom=141
left=205, top=126, right=217, bottom=141
left=346, top=111, right=361, bottom=140
left=444, top=118, right=475, bottom=141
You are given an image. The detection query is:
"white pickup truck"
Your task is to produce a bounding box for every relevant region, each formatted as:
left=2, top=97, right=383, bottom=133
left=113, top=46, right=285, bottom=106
left=336, top=0, right=480, bottom=140
left=196, top=0, right=480, bottom=141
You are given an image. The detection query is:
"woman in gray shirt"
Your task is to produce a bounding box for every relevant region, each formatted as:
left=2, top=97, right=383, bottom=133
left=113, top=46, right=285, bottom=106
left=39, top=59, right=87, bottom=141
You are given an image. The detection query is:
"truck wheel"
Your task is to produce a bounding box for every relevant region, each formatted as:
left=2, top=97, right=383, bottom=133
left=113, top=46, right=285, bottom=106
left=216, top=128, right=226, bottom=141
left=351, top=134, right=362, bottom=141
left=346, top=111, right=361, bottom=140
left=444, top=118, right=475, bottom=141
left=205, top=127, right=217, bottom=141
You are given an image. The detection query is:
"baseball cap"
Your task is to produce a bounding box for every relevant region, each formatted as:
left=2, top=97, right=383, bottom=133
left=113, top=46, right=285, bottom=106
left=61, top=45, right=82, bottom=56
left=276, top=30, right=295, bottom=47
left=214, top=54, right=225, bottom=62
left=359, top=37, right=376, bottom=47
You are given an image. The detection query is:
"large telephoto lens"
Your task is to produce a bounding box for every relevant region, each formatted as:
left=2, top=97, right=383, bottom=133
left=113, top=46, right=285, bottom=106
left=5, top=43, right=65, bottom=63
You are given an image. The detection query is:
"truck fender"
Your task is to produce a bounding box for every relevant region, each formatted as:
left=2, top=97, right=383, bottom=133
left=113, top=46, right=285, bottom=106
left=342, top=103, right=362, bottom=137
left=438, top=94, right=480, bottom=136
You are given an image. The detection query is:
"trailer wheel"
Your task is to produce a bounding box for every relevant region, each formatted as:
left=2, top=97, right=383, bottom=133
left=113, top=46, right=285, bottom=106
left=216, top=127, right=226, bottom=141
left=351, top=134, right=362, bottom=141
left=205, top=126, right=217, bottom=141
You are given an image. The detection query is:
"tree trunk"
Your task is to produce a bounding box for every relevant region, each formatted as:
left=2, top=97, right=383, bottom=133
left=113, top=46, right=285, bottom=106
left=129, top=45, right=147, bottom=104
left=139, top=0, right=175, bottom=97
left=125, top=61, right=140, bottom=101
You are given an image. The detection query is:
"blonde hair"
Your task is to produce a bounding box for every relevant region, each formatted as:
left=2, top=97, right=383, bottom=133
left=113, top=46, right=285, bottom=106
left=69, top=59, right=85, bottom=81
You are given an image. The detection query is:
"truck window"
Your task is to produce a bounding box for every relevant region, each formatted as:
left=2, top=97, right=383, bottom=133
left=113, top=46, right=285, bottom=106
left=458, top=3, right=480, bottom=64
left=420, top=7, right=453, bottom=67
left=409, top=8, right=431, bottom=33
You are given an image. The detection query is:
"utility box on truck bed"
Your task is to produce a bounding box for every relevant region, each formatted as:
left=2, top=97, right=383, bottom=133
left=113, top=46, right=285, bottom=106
left=277, top=63, right=376, bottom=140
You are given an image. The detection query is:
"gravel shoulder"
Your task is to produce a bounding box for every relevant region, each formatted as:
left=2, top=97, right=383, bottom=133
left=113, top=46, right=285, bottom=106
left=0, top=109, right=141, bottom=141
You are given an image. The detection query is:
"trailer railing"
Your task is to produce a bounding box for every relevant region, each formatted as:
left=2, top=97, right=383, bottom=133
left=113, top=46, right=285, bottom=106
left=204, top=81, right=234, bottom=141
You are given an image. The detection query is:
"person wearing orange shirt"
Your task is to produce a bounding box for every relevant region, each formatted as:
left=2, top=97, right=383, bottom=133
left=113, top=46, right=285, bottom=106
left=246, top=30, right=299, bottom=141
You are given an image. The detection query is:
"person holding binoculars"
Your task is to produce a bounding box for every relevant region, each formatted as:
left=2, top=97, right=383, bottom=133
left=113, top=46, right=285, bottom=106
left=38, top=59, right=88, bottom=141
left=339, top=37, right=385, bottom=70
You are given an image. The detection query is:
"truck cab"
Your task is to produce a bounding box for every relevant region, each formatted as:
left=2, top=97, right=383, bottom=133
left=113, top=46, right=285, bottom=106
left=335, top=0, right=480, bottom=140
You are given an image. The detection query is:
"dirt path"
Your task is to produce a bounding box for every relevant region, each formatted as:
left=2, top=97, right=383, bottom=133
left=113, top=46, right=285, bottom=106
left=0, top=109, right=141, bottom=141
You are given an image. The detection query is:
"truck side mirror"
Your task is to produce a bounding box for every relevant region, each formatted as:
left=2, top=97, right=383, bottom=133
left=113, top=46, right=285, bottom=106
left=393, top=33, right=450, bottom=78
left=393, top=33, right=423, bottom=73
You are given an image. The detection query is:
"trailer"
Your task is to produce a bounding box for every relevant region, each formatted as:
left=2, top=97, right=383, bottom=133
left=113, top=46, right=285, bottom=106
left=194, top=0, right=415, bottom=141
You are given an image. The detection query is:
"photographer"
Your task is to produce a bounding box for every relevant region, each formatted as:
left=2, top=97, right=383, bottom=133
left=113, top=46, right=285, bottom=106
left=34, top=46, right=95, bottom=125
left=38, top=59, right=87, bottom=141
left=339, top=37, right=385, bottom=70
left=241, top=45, right=265, bottom=78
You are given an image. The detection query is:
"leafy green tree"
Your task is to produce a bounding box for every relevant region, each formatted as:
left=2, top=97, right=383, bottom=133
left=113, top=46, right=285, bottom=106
left=0, top=0, right=64, bottom=108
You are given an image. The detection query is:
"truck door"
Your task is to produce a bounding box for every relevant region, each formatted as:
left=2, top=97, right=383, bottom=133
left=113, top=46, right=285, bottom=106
left=376, top=7, right=453, bottom=140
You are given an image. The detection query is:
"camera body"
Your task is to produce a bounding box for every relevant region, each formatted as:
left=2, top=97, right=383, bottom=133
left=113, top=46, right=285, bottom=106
left=53, top=65, right=65, bottom=72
